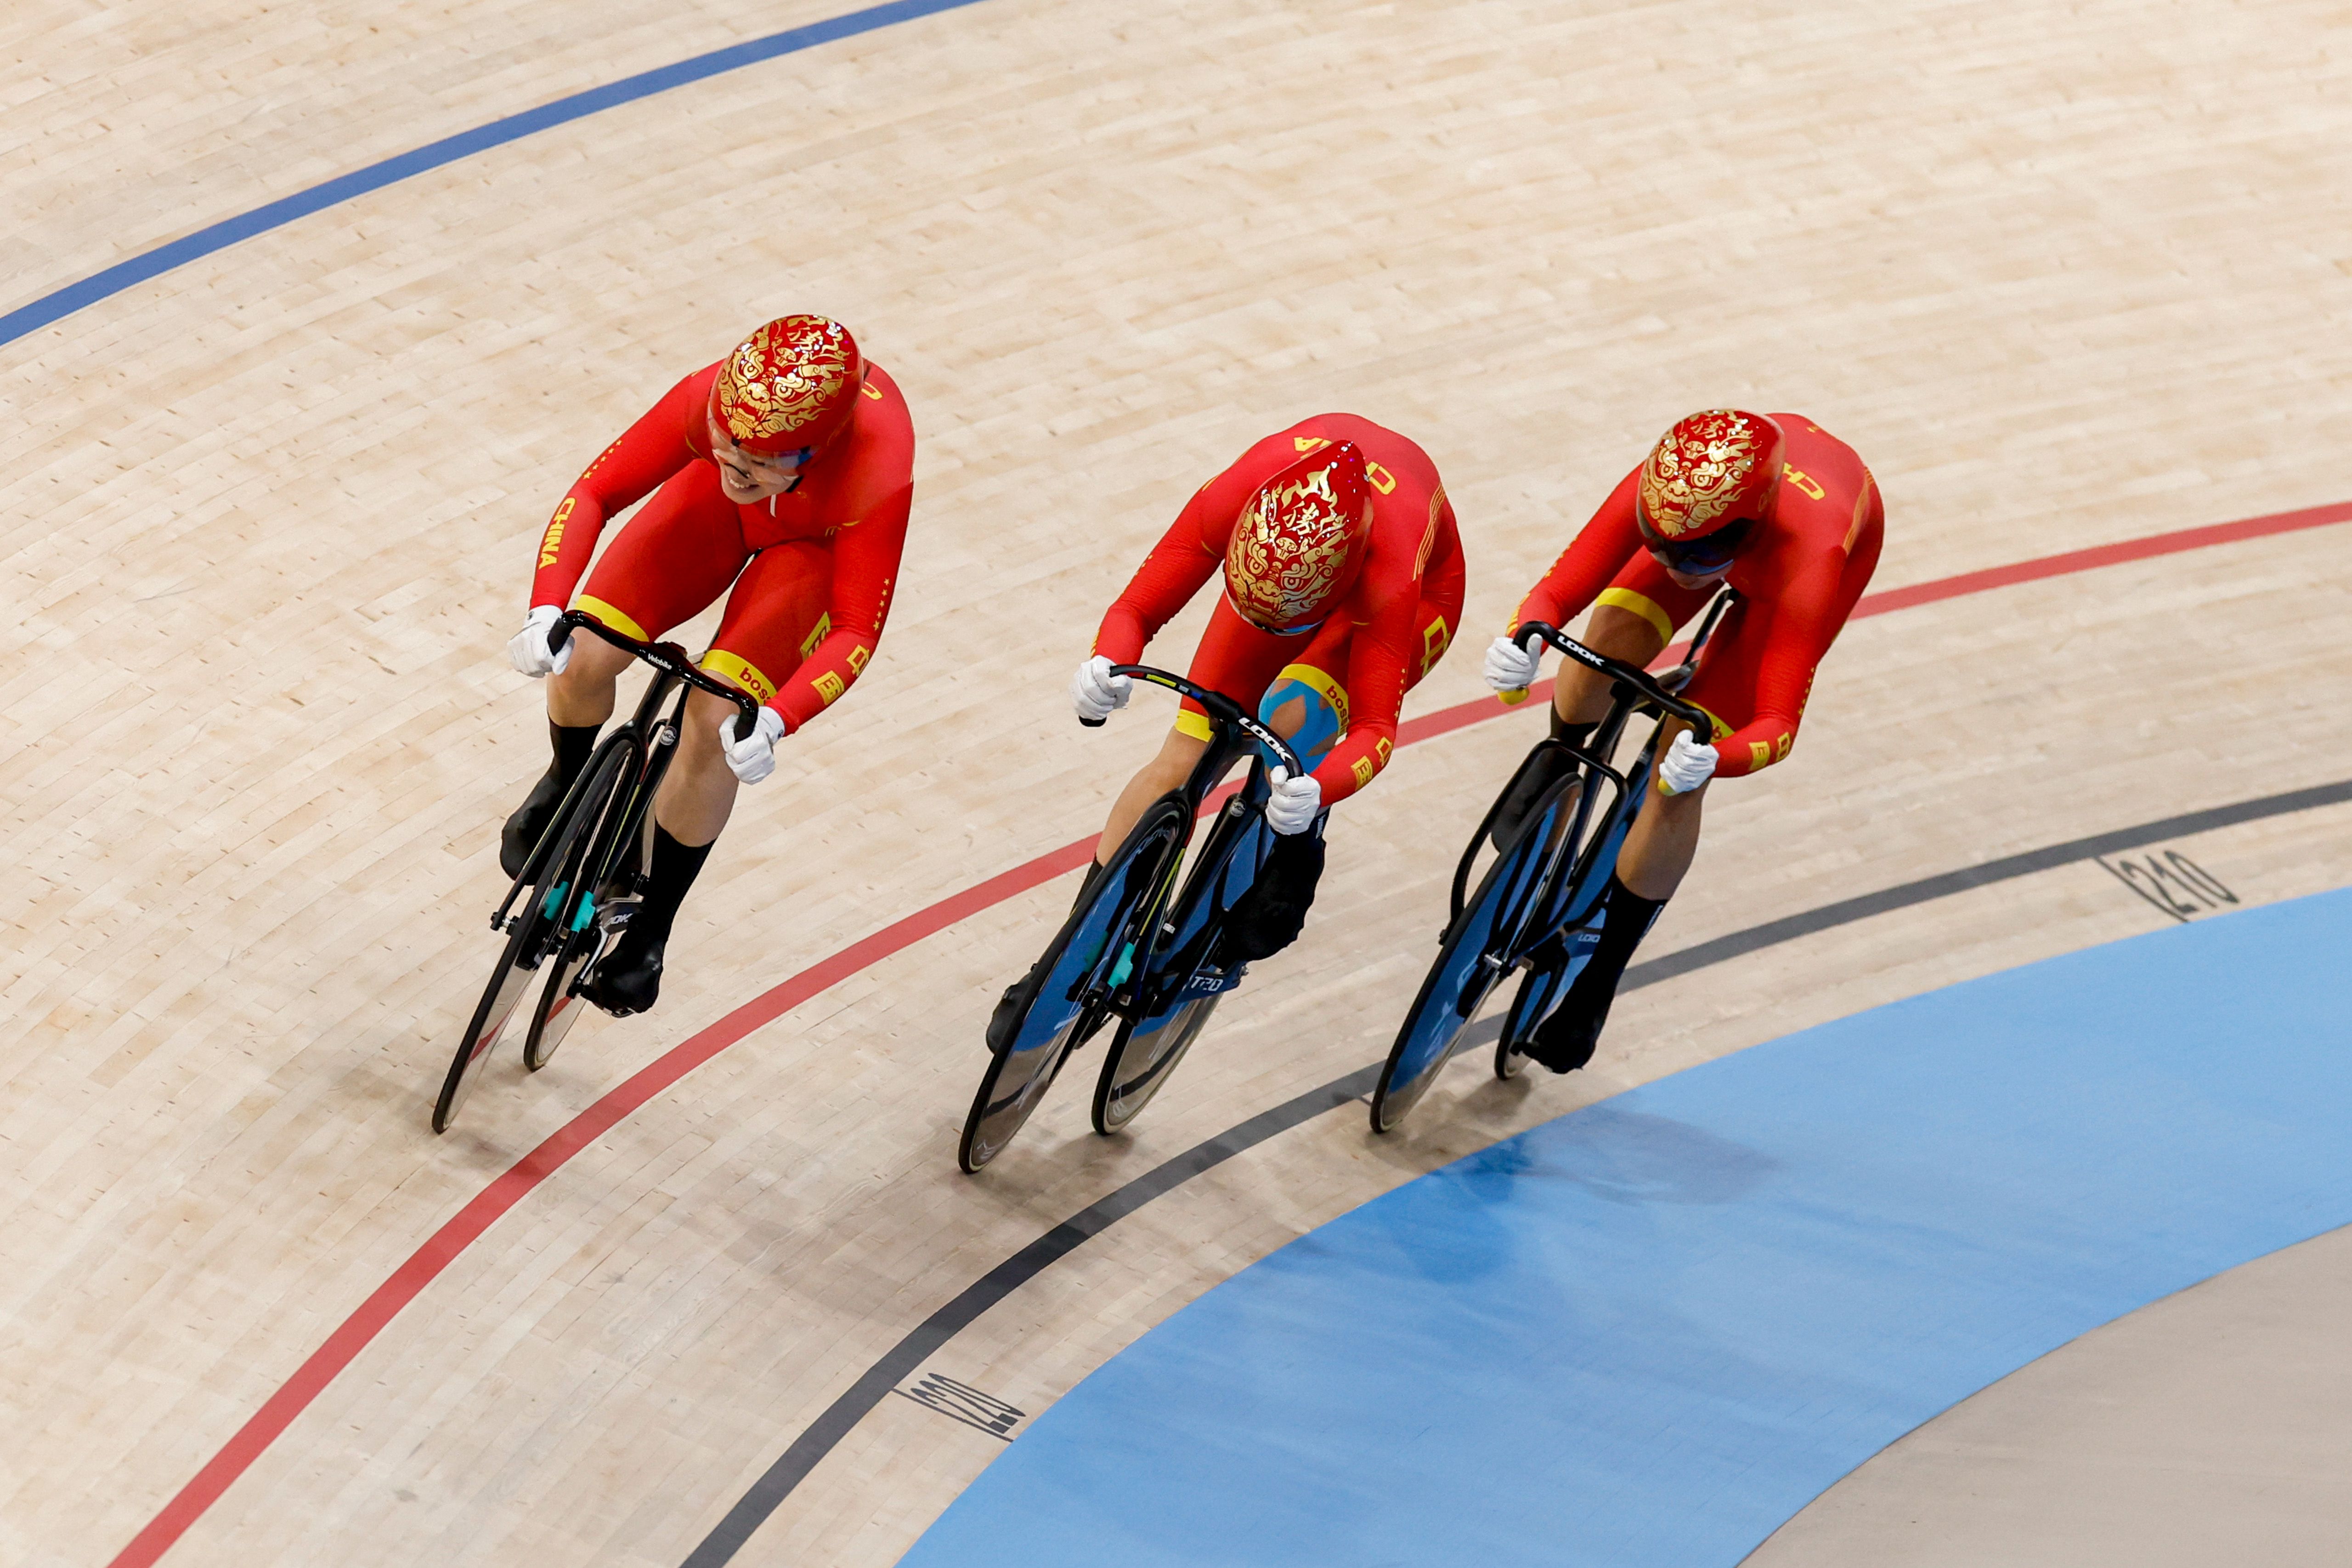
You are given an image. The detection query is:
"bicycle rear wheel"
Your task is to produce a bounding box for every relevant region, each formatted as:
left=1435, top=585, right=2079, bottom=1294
left=434, top=748, right=621, bottom=1131
left=1371, top=780, right=1573, bottom=1133
left=1496, top=952, right=1572, bottom=1079
left=1495, top=750, right=1651, bottom=1078
left=1091, top=802, right=1265, bottom=1135
left=959, top=797, right=1190, bottom=1172
left=1094, top=991, right=1221, bottom=1134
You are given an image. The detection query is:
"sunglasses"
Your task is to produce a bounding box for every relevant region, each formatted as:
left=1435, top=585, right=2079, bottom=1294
left=1640, top=513, right=1757, bottom=577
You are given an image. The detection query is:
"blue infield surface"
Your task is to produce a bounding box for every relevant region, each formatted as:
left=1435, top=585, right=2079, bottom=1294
left=902, top=886, right=2352, bottom=1567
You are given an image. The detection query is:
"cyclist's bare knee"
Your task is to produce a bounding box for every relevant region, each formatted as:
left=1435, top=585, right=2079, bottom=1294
left=1140, top=726, right=1208, bottom=791
left=1264, top=694, right=1309, bottom=741
left=653, top=687, right=744, bottom=847
left=678, top=687, right=742, bottom=761
left=1096, top=728, right=1209, bottom=864
left=548, top=633, right=632, bottom=726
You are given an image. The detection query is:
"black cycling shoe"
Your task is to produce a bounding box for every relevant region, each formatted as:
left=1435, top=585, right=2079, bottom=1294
left=582, top=923, right=667, bottom=1017
left=500, top=765, right=567, bottom=880
left=1522, top=991, right=1610, bottom=1074
left=986, top=966, right=1043, bottom=1053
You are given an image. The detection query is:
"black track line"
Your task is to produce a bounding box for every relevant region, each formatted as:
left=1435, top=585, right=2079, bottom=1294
left=680, top=775, right=2352, bottom=1566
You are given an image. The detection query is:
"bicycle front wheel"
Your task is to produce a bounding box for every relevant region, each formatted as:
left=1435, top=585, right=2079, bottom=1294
left=433, top=918, right=544, bottom=1134
left=434, top=747, right=622, bottom=1132
left=959, top=798, right=1190, bottom=1172
left=1371, top=780, right=1572, bottom=1133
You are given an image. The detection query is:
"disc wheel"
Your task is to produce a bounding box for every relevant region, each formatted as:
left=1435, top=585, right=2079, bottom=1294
left=1093, top=991, right=1220, bottom=1134
left=1370, top=781, right=1572, bottom=1134
left=959, top=798, right=1188, bottom=1172
left=1495, top=759, right=1645, bottom=1080
left=434, top=749, right=620, bottom=1132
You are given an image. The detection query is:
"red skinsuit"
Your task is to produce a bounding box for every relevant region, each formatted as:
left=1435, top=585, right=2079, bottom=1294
left=529, top=361, right=915, bottom=734
left=1515, top=414, right=1883, bottom=777
left=1094, top=414, right=1466, bottom=806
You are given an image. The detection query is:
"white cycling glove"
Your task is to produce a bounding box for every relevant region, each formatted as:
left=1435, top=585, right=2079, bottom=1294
left=1071, top=655, right=1132, bottom=724
left=1482, top=634, right=1540, bottom=693
left=508, top=605, right=571, bottom=678
left=1264, top=765, right=1323, bottom=836
left=721, top=706, right=787, bottom=785
left=1657, top=730, right=1719, bottom=796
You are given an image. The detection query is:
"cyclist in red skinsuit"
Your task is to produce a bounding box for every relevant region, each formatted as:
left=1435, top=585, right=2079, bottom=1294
left=987, top=417, right=1464, bottom=1047
left=1005, top=416, right=1461, bottom=1036
left=1482, top=410, right=1881, bottom=1072
left=499, top=316, right=914, bottom=1014
left=1086, top=415, right=1464, bottom=835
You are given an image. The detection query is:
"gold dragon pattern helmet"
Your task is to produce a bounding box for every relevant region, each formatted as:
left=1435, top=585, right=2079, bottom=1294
left=711, top=315, right=864, bottom=454
left=1635, top=409, right=1786, bottom=542
left=1223, top=441, right=1375, bottom=633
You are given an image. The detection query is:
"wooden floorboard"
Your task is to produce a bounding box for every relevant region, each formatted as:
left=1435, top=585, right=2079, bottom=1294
left=3, top=0, right=2348, bottom=1563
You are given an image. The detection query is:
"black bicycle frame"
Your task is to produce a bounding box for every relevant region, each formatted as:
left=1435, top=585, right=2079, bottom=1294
left=1097, top=664, right=1304, bottom=1010
left=1099, top=664, right=1304, bottom=809
left=489, top=612, right=761, bottom=938
left=1447, top=592, right=1735, bottom=950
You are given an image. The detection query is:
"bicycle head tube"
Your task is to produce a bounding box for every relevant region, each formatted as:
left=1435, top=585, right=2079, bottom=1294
left=1110, top=664, right=1304, bottom=777
left=558, top=610, right=760, bottom=732
left=1514, top=621, right=1709, bottom=736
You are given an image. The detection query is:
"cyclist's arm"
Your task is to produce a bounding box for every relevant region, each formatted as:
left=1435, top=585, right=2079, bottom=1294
left=1512, top=466, right=1645, bottom=631
left=1709, top=544, right=1845, bottom=777
left=1091, top=467, right=1255, bottom=664
left=528, top=368, right=711, bottom=608
left=771, top=481, right=913, bottom=734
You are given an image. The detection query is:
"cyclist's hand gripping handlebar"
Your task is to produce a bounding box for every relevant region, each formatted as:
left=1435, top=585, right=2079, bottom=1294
left=1510, top=621, right=1714, bottom=737
left=1091, top=663, right=1305, bottom=777
left=549, top=611, right=764, bottom=735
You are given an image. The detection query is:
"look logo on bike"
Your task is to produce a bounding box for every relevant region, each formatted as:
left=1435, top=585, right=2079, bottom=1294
left=1000, top=415, right=1464, bottom=1041
left=499, top=315, right=916, bottom=1015
left=1481, top=409, right=1883, bottom=1071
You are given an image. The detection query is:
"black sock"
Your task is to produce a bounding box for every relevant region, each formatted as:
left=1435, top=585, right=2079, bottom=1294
left=1072, top=856, right=1110, bottom=917
left=1498, top=715, right=1595, bottom=841
left=551, top=720, right=600, bottom=788
left=1560, top=874, right=1666, bottom=1012
left=1549, top=710, right=1595, bottom=750
left=632, top=825, right=713, bottom=942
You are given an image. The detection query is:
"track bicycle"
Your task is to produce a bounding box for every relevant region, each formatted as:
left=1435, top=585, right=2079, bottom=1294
left=431, top=612, right=759, bottom=1133
left=1368, top=592, right=1734, bottom=1133
left=958, top=668, right=1311, bottom=1173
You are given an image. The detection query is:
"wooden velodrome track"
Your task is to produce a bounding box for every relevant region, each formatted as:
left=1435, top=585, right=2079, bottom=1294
left=7, top=0, right=2351, bottom=1564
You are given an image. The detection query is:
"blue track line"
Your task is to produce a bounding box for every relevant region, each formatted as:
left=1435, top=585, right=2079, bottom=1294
left=0, top=0, right=989, bottom=351
left=903, top=887, right=2352, bottom=1567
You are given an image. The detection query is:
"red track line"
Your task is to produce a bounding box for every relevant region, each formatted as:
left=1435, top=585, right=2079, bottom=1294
left=107, top=498, right=2352, bottom=1567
